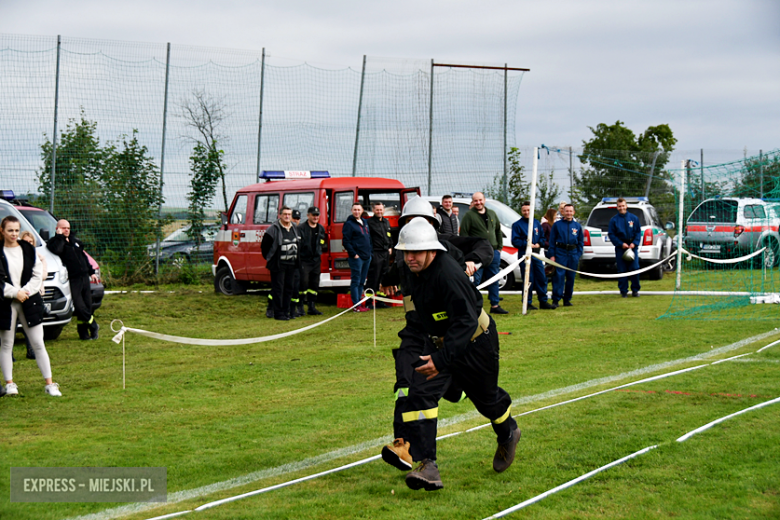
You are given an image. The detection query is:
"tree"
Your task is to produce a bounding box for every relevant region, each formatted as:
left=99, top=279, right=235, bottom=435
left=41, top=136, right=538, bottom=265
left=180, top=90, right=230, bottom=213
left=535, top=170, right=562, bottom=216
left=188, top=143, right=223, bottom=246
left=100, top=131, right=165, bottom=275
left=575, top=121, right=677, bottom=216
left=38, top=112, right=106, bottom=246
left=734, top=153, right=780, bottom=199
left=484, top=148, right=528, bottom=212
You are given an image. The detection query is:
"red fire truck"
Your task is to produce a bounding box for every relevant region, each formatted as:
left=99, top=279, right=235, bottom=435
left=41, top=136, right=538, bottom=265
left=213, top=171, right=419, bottom=294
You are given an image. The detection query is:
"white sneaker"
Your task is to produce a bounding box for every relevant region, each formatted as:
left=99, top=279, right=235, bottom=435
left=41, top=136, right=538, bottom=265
left=5, top=382, right=19, bottom=395
left=44, top=383, right=62, bottom=397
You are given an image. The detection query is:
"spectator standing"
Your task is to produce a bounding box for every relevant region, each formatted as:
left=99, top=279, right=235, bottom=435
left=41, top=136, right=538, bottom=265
left=511, top=202, right=556, bottom=310
left=541, top=208, right=557, bottom=249
left=554, top=201, right=567, bottom=222
left=608, top=198, right=642, bottom=297
left=1, top=216, right=61, bottom=396
left=47, top=219, right=99, bottom=340
left=459, top=192, right=507, bottom=315
left=366, top=202, right=392, bottom=309
left=297, top=207, right=326, bottom=315
left=19, top=231, right=46, bottom=360
left=261, top=206, right=301, bottom=321
left=342, top=203, right=372, bottom=312
left=289, top=209, right=304, bottom=317
left=548, top=204, right=583, bottom=307
left=437, top=195, right=459, bottom=237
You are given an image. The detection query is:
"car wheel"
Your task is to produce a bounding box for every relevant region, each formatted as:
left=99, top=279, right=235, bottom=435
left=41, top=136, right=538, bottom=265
left=498, top=260, right=515, bottom=290
left=43, top=325, right=64, bottom=341
left=214, top=266, right=237, bottom=295
left=648, top=261, right=664, bottom=280
left=762, top=238, right=780, bottom=268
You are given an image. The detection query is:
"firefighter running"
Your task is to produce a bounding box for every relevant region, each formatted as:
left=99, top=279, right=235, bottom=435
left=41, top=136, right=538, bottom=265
left=388, top=216, right=521, bottom=491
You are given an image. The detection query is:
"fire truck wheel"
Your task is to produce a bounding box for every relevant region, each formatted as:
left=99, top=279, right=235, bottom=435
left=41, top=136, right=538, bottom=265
left=215, top=266, right=238, bottom=295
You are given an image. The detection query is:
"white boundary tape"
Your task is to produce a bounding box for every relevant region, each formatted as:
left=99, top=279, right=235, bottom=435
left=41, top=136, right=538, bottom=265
left=66, top=329, right=780, bottom=520
left=676, top=395, right=780, bottom=443
left=483, top=445, right=659, bottom=519
left=680, top=246, right=766, bottom=264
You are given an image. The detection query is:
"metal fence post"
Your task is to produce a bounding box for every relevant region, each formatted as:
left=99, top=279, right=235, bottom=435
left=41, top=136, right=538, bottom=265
left=256, top=48, right=266, bottom=181
left=676, top=160, right=686, bottom=290
left=427, top=59, right=434, bottom=196
left=49, top=35, right=61, bottom=214
left=502, top=64, right=507, bottom=203
left=759, top=149, right=764, bottom=198
left=569, top=146, right=574, bottom=201
left=352, top=55, right=366, bottom=177
left=155, top=42, right=171, bottom=276
left=700, top=148, right=704, bottom=202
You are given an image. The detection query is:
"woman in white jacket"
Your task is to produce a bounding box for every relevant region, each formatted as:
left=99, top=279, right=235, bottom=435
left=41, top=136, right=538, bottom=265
left=0, top=216, right=61, bottom=397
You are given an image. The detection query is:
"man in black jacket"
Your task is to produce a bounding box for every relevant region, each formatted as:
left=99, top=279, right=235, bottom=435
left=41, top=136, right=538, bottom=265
left=366, top=202, right=392, bottom=309
left=297, top=206, right=326, bottom=315
left=392, top=217, right=521, bottom=491
left=436, top=195, right=459, bottom=237
left=47, top=220, right=99, bottom=340
left=261, top=206, right=301, bottom=321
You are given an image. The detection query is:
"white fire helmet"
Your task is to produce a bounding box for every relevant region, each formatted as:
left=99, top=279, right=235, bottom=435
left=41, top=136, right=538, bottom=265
left=400, top=196, right=440, bottom=229
left=395, top=217, right=447, bottom=252
left=622, top=248, right=635, bottom=262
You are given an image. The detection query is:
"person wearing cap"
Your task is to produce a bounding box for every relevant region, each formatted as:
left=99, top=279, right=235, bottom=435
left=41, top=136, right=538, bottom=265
left=548, top=204, right=583, bottom=307
left=608, top=198, right=642, bottom=297
left=297, top=206, right=326, bottom=315
left=389, top=217, right=520, bottom=491
left=366, top=202, right=392, bottom=309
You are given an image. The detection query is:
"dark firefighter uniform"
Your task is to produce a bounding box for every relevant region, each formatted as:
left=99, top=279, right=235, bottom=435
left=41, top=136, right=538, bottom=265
left=511, top=216, right=551, bottom=307
left=548, top=218, right=584, bottom=305
left=297, top=215, right=326, bottom=315
left=47, top=233, right=98, bottom=340
left=404, top=249, right=518, bottom=464
left=608, top=210, right=642, bottom=295
left=366, top=213, right=392, bottom=308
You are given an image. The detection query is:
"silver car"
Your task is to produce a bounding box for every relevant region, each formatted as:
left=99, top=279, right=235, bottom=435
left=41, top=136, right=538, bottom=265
left=684, top=198, right=780, bottom=268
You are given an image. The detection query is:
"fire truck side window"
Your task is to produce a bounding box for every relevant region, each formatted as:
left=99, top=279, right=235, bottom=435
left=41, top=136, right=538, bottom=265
left=254, top=194, right=280, bottom=224
left=283, top=192, right=315, bottom=217
left=230, top=195, right=248, bottom=224
left=334, top=192, right=354, bottom=222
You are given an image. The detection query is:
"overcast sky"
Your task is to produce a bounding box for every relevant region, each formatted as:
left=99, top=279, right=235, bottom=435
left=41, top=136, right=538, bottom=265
left=3, top=0, right=779, bottom=155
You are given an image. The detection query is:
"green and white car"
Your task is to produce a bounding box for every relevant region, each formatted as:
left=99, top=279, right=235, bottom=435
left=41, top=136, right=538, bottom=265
left=580, top=197, right=674, bottom=280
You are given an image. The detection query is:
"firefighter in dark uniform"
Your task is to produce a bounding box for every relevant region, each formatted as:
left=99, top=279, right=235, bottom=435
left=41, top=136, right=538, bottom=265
left=608, top=197, right=642, bottom=297
left=297, top=206, right=326, bottom=315
left=47, top=219, right=99, bottom=340
left=548, top=204, right=584, bottom=307
left=392, top=217, right=521, bottom=491
left=289, top=210, right=305, bottom=317
left=380, top=197, right=493, bottom=479
left=511, top=201, right=556, bottom=310
left=366, top=202, right=392, bottom=309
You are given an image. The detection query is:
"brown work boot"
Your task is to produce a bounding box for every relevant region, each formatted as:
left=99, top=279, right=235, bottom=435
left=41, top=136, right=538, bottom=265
left=405, top=459, right=443, bottom=491
left=381, top=438, right=413, bottom=471
left=493, top=427, right=521, bottom=473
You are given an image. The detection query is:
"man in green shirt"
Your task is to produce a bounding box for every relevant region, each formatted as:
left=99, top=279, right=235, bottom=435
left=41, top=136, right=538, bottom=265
left=459, top=192, right=508, bottom=314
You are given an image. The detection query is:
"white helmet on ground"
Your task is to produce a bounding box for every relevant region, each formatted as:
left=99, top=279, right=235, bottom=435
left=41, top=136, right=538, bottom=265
left=401, top=196, right=440, bottom=229
left=395, top=217, right=446, bottom=252
left=622, top=248, right=635, bottom=262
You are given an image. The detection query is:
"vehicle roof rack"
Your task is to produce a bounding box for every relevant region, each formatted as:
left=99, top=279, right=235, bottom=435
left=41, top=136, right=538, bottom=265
left=601, top=196, right=649, bottom=203
left=259, top=171, right=330, bottom=182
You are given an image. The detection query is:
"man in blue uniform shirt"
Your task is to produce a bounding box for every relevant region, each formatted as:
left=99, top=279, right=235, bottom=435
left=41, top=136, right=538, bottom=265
left=548, top=204, right=583, bottom=307
left=608, top=198, right=642, bottom=297
left=511, top=202, right=556, bottom=310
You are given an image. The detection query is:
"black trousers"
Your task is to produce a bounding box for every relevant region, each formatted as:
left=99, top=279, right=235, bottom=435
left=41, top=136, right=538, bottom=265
left=300, top=258, right=321, bottom=301
left=399, top=316, right=517, bottom=462
left=366, top=250, right=389, bottom=296
left=70, top=275, right=93, bottom=323
left=270, top=264, right=297, bottom=318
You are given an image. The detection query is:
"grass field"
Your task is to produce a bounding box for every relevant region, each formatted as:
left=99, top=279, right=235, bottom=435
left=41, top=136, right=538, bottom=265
left=1, top=273, right=779, bottom=520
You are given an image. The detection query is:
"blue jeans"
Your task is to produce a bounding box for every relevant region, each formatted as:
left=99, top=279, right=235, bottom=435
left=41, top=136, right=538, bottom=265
left=347, top=255, right=371, bottom=306
left=473, top=249, right=501, bottom=306
left=615, top=249, right=641, bottom=294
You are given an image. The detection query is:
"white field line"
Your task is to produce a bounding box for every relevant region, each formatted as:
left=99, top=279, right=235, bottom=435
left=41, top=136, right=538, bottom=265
left=485, top=393, right=780, bottom=519
left=483, top=446, right=659, bottom=519
left=64, top=328, right=780, bottom=520
left=729, top=359, right=780, bottom=364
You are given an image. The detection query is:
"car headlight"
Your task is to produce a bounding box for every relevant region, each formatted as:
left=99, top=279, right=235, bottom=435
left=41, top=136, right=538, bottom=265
left=59, top=268, right=69, bottom=284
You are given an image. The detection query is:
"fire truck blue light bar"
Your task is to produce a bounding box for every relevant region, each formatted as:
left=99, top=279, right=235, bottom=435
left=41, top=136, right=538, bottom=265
left=260, top=171, right=330, bottom=181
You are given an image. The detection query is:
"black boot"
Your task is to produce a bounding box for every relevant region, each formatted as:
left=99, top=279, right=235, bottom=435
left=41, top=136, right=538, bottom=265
left=77, top=323, right=91, bottom=341
left=294, top=302, right=306, bottom=318
left=89, top=320, right=100, bottom=340
left=307, top=299, right=322, bottom=316
left=26, top=343, right=36, bottom=360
